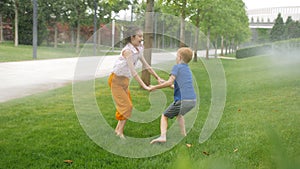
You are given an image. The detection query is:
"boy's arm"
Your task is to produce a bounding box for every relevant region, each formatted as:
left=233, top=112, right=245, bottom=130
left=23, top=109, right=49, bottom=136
left=139, top=55, right=164, bottom=83
left=150, top=74, right=175, bottom=91
left=124, top=50, right=150, bottom=90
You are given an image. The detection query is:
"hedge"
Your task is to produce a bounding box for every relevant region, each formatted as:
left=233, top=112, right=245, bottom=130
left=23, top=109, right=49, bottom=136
left=236, top=38, right=300, bottom=59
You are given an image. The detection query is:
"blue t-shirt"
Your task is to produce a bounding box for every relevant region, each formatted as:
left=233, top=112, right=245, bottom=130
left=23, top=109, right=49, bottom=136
left=171, top=63, right=196, bottom=102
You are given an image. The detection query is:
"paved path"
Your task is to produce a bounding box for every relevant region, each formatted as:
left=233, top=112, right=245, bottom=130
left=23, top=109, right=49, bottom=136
left=0, top=58, right=78, bottom=102
left=0, top=50, right=228, bottom=103
left=0, top=52, right=178, bottom=103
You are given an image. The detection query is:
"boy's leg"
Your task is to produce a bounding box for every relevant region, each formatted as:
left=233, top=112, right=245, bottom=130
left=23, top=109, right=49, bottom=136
left=176, top=100, right=196, bottom=137
left=160, top=114, right=168, bottom=138
left=150, top=114, right=168, bottom=144
left=177, top=115, right=186, bottom=136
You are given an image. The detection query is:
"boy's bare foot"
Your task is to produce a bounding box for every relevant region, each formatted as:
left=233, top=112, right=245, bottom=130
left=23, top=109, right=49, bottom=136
left=150, top=136, right=166, bottom=144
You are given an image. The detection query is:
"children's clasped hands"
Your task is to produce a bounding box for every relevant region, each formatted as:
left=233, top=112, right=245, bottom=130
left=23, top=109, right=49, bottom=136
left=144, top=78, right=166, bottom=92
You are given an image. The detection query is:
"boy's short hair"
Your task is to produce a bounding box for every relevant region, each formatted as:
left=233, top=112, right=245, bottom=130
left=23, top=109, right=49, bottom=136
left=178, top=47, right=193, bottom=63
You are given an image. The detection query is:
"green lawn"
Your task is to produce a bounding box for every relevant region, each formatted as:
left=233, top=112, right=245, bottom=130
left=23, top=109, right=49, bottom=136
left=0, top=42, right=120, bottom=62
left=0, top=54, right=299, bottom=168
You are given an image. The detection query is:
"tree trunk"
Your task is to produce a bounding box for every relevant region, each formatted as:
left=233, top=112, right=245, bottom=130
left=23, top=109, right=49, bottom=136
left=193, top=9, right=200, bottom=62
left=157, top=36, right=161, bottom=49
left=76, top=21, right=80, bottom=53
left=71, top=27, right=75, bottom=47
left=54, top=23, right=58, bottom=48
left=14, top=0, right=19, bottom=47
left=206, top=27, right=210, bottom=59
left=229, top=39, right=232, bottom=54
left=162, top=19, right=164, bottom=49
left=221, top=36, right=224, bottom=56
left=214, top=37, right=218, bottom=58
left=193, top=27, right=199, bottom=62
left=142, top=0, right=154, bottom=86
left=98, top=26, right=101, bottom=48
left=93, top=0, right=97, bottom=55
left=179, top=0, right=186, bottom=48
left=180, top=17, right=185, bottom=47
left=0, top=14, right=3, bottom=43
left=225, top=36, right=228, bottom=55
left=232, top=39, right=235, bottom=53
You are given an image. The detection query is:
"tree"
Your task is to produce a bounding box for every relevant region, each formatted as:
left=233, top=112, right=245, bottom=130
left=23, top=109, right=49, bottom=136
left=292, top=21, right=300, bottom=39
left=270, top=13, right=285, bottom=42
left=40, top=0, right=67, bottom=48
left=17, top=0, right=47, bottom=45
left=135, top=1, right=180, bottom=49
left=284, top=16, right=293, bottom=39
left=159, top=0, right=192, bottom=47
left=63, top=0, right=131, bottom=53
left=0, top=0, right=13, bottom=43
left=74, top=1, right=88, bottom=53
left=179, top=0, right=187, bottom=47
left=190, top=6, right=200, bottom=61
left=209, top=0, right=249, bottom=56
left=256, top=28, right=270, bottom=44
left=189, top=0, right=211, bottom=61
left=0, top=13, right=2, bottom=42
left=284, top=16, right=298, bottom=39
left=228, top=0, right=250, bottom=52
left=142, top=0, right=154, bottom=86
left=198, top=0, right=220, bottom=58
left=94, top=0, right=131, bottom=47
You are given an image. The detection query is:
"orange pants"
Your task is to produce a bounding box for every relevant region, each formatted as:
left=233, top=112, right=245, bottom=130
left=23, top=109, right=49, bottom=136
left=108, top=73, right=132, bottom=120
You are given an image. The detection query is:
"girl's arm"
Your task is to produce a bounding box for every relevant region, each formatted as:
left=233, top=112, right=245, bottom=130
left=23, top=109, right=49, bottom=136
left=139, top=55, right=164, bottom=83
left=123, top=50, right=150, bottom=90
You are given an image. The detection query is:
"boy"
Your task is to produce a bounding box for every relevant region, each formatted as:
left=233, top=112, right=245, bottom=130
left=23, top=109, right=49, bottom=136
left=149, top=47, right=196, bottom=144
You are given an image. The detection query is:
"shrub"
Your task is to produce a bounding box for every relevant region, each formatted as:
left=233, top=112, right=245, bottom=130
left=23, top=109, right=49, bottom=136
left=236, top=44, right=272, bottom=58
left=236, top=38, right=300, bottom=59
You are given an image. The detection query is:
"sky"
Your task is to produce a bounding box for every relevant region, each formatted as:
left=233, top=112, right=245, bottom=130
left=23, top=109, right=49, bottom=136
left=243, top=0, right=300, bottom=10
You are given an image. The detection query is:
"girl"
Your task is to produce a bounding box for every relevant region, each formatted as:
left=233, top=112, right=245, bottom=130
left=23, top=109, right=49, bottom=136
left=108, top=26, right=163, bottom=139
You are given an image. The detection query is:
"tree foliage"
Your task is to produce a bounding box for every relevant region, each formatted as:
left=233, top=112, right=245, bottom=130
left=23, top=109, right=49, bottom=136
left=270, top=13, right=285, bottom=42
left=17, top=0, right=47, bottom=45
left=1, top=0, right=251, bottom=56
left=0, top=0, right=14, bottom=42
left=284, top=16, right=300, bottom=40
left=156, top=0, right=250, bottom=57
left=0, top=0, right=14, bottom=20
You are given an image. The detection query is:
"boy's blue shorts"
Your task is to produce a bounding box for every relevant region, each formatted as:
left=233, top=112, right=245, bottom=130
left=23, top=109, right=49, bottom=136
left=163, top=100, right=196, bottom=119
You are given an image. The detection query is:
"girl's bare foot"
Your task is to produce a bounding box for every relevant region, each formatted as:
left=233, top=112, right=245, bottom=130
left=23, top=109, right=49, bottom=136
left=118, top=134, right=125, bottom=139
left=115, top=131, right=125, bottom=139
left=150, top=136, right=166, bottom=144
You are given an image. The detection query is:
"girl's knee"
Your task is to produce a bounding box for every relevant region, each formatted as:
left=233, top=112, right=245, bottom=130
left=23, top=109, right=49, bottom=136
left=128, top=104, right=133, bottom=112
